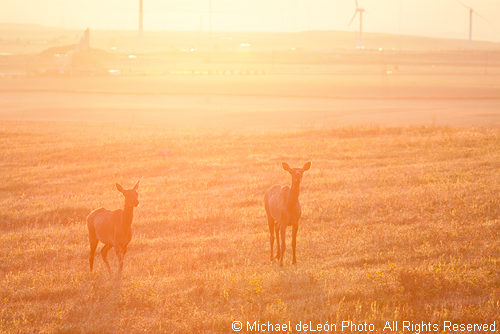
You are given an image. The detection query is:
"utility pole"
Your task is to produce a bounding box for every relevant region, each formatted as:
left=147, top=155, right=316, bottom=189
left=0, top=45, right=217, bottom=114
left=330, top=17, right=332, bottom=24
left=359, top=10, right=363, bottom=47
left=468, top=8, right=473, bottom=49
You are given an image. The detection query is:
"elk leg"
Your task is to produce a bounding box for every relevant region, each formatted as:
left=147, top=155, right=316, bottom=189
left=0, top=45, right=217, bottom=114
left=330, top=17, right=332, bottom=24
left=280, top=225, right=286, bottom=267
left=267, top=216, right=274, bottom=262
left=88, top=222, right=98, bottom=272
left=292, top=224, right=298, bottom=264
left=89, top=239, right=98, bottom=272
left=275, top=224, right=280, bottom=260
left=101, top=244, right=112, bottom=273
left=115, top=246, right=124, bottom=274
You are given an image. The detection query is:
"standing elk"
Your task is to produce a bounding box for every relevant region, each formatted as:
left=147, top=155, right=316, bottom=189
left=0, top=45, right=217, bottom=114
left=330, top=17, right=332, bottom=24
left=264, top=162, right=311, bottom=266
left=87, top=181, right=139, bottom=274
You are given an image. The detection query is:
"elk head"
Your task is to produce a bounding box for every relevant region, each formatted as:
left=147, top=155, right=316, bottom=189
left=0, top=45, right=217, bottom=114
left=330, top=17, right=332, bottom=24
left=116, top=180, right=140, bottom=207
left=282, top=162, right=311, bottom=185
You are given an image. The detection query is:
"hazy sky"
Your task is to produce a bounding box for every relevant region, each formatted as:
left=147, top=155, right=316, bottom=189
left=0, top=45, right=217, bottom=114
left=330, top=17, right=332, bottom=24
left=2, top=0, right=500, bottom=42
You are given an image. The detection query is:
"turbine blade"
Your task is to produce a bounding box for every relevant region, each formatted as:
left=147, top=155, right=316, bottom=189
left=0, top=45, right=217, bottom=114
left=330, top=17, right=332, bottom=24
left=355, top=0, right=359, bottom=9
left=348, top=11, right=357, bottom=27
left=474, top=10, right=488, bottom=22
left=455, top=0, right=470, bottom=9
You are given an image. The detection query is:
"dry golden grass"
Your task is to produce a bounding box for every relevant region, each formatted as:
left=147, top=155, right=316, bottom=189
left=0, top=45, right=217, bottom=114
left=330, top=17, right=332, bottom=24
left=0, top=122, right=498, bottom=333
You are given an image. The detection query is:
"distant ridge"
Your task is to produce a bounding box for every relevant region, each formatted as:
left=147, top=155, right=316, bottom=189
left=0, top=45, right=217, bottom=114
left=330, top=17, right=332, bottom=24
left=1, top=22, right=500, bottom=54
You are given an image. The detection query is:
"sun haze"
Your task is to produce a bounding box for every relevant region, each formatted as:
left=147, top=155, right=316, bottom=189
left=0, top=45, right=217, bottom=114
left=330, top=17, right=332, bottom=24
left=1, top=0, right=500, bottom=41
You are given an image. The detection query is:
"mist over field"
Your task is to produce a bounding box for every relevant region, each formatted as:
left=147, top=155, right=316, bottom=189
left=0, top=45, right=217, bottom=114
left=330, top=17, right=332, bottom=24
left=0, top=21, right=499, bottom=333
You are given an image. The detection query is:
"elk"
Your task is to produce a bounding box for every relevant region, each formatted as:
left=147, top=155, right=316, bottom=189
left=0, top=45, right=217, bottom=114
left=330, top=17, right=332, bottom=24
left=87, top=181, right=139, bottom=274
left=264, top=162, right=311, bottom=266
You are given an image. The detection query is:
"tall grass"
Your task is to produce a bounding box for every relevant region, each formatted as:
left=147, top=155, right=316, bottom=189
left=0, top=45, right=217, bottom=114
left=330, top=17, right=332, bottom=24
left=0, top=122, right=498, bottom=333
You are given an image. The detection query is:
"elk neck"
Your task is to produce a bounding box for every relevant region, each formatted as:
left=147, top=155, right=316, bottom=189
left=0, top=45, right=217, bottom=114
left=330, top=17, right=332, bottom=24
left=287, top=177, right=301, bottom=209
left=122, top=203, right=134, bottom=228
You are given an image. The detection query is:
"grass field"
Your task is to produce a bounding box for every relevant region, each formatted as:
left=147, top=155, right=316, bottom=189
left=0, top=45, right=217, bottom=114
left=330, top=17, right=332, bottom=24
left=0, top=120, right=498, bottom=333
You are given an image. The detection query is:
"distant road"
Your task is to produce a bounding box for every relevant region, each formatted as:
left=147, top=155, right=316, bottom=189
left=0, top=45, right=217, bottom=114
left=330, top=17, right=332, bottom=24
left=0, top=74, right=499, bottom=99
left=1, top=91, right=498, bottom=128
left=1, top=73, right=499, bottom=128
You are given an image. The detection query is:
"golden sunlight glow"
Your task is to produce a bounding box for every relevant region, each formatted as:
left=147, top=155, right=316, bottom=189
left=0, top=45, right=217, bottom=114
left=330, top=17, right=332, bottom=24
left=1, top=0, right=500, bottom=41
left=1, top=0, right=499, bottom=333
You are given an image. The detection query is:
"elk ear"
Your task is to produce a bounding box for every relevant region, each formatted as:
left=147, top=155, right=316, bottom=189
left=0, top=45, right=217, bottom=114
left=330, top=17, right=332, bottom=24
left=133, top=180, right=140, bottom=191
left=303, top=161, right=311, bottom=171
left=116, top=183, right=125, bottom=193
left=282, top=162, right=291, bottom=172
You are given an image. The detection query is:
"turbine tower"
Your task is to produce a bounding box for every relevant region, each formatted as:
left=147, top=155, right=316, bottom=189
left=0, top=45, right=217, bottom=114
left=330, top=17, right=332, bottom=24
left=348, top=0, right=365, bottom=48
left=139, top=0, right=143, bottom=38
left=456, top=0, right=486, bottom=49
left=209, top=0, right=213, bottom=34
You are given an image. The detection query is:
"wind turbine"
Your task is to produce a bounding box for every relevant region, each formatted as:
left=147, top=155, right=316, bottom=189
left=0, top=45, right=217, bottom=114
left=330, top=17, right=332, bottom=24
left=456, top=0, right=486, bottom=49
left=348, top=0, right=365, bottom=48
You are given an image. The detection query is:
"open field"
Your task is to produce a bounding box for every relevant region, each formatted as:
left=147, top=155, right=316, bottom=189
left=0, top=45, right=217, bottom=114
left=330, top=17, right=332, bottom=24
left=2, top=34, right=500, bottom=128
left=0, top=120, right=498, bottom=333
left=1, top=70, right=500, bottom=129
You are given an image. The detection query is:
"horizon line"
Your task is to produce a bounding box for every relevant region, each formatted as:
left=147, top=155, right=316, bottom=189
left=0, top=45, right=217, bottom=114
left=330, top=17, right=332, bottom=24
left=1, top=21, right=500, bottom=45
